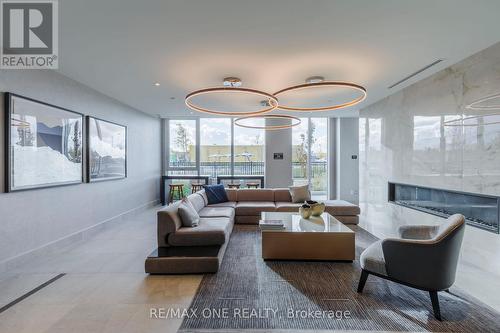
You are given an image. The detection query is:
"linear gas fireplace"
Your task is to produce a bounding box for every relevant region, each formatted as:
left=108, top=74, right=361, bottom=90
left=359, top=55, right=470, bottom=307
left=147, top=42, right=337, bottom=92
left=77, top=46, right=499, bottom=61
left=388, top=182, right=500, bottom=234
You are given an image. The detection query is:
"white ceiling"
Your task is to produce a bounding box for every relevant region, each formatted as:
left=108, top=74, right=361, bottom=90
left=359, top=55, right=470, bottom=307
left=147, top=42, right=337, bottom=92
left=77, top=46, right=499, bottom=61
left=58, top=0, right=500, bottom=118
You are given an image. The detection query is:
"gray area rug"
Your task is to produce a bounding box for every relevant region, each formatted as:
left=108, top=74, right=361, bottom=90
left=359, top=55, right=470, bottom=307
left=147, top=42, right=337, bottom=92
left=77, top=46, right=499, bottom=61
left=179, top=225, right=500, bottom=332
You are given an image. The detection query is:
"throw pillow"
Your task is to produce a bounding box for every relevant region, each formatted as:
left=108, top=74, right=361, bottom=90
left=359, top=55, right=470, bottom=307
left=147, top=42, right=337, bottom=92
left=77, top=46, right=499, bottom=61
left=178, top=199, right=200, bottom=227
left=203, top=184, right=229, bottom=205
left=289, top=185, right=311, bottom=203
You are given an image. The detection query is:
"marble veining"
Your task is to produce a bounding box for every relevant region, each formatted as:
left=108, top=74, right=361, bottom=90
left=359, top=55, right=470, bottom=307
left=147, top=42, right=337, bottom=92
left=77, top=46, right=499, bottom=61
left=359, top=41, right=500, bottom=310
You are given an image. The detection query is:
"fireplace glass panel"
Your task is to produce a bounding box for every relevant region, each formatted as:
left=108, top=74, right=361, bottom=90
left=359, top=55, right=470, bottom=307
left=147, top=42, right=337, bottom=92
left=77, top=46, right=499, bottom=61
left=389, top=182, right=499, bottom=233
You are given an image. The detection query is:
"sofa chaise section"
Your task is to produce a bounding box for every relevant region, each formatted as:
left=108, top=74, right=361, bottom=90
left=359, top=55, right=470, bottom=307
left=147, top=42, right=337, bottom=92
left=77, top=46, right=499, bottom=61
left=273, top=189, right=360, bottom=225
left=145, top=192, right=234, bottom=274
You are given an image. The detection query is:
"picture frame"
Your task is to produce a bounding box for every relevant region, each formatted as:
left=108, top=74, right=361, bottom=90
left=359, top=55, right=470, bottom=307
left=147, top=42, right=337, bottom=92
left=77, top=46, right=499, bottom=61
left=86, top=116, right=127, bottom=182
left=4, top=93, right=84, bottom=192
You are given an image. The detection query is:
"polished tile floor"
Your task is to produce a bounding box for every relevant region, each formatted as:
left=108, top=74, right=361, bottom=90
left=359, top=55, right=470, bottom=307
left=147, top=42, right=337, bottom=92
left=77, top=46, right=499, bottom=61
left=1, top=205, right=498, bottom=333
left=0, top=208, right=202, bottom=333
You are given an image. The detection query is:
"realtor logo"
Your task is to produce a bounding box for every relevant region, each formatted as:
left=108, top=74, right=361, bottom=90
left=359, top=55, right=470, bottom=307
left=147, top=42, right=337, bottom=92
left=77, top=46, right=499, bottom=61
left=1, top=0, right=58, bottom=68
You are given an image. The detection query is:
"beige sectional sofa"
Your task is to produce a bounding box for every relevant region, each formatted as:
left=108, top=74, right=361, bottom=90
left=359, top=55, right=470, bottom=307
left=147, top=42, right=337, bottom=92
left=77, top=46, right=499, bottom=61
left=145, top=188, right=360, bottom=274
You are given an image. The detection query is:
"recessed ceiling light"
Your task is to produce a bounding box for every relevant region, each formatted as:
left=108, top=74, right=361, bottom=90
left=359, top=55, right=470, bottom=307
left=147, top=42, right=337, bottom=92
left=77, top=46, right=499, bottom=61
left=154, top=82, right=161, bottom=86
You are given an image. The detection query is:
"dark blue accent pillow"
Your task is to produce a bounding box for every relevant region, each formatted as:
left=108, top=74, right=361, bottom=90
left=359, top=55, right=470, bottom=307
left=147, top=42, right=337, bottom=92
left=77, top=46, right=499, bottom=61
left=203, top=184, right=229, bottom=205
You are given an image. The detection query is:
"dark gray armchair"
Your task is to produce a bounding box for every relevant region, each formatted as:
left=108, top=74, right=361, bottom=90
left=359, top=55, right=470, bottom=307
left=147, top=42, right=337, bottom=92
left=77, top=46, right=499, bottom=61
left=357, top=214, right=465, bottom=320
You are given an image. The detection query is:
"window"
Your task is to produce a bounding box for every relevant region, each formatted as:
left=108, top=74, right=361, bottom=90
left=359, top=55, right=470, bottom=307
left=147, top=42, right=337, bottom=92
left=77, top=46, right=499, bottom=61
left=166, top=118, right=330, bottom=193
left=292, top=118, right=309, bottom=186
left=168, top=119, right=197, bottom=169
left=292, top=118, right=328, bottom=199
left=233, top=118, right=264, bottom=176
left=310, top=118, right=328, bottom=199
left=200, top=118, right=231, bottom=181
left=167, top=118, right=265, bottom=184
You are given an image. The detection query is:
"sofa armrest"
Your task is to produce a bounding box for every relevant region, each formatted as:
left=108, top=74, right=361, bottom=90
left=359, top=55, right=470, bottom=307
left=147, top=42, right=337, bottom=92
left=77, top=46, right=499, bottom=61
left=323, top=200, right=360, bottom=216
left=398, top=225, right=439, bottom=240
left=157, top=203, right=182, bottom=247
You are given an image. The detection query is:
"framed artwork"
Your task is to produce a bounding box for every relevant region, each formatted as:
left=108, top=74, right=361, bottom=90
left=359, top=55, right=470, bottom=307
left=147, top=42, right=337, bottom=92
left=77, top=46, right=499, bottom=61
left=86, top=116, right=127, bottom=182
left=5, top=93, right=84, bottom=192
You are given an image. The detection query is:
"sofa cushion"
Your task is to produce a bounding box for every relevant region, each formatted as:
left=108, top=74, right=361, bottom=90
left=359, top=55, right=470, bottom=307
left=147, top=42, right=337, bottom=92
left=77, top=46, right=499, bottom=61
left=274, top=188, right=292, bottom=202
left=289, top=185, right=311, bottom=203
left=167, top=217, right=232, bottom=246
left=235, top=201, right=276, bottom=216
left=198, top=207, right=235, bottom=219
left=178, top=199, right=200, bottom=227
left=198, top=190, right=209, bottom=205
left=187, top=193, right=206, bottom=212
left=360, top=240, right=387, bottom=276
left=226, top=188, right=238, bottom=202
left=237, top=189, right=274, bottom=202
left=324, top=200, right=361, bottom=216
left=203, top=184, right=229, bottom=205
left=207, top=201, right=237, bottom=208
left=275, top=202, right=302, bottom=212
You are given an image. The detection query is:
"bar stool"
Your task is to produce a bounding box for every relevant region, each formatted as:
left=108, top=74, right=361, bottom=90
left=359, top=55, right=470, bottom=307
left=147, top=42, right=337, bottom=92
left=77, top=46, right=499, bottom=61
left=168, top=184, right=185, bottom=203
left=191, top=182, right=204, bottom=193
left=246, top=182, right=260, bottom=189
left=227, top=183, right=241, bottom=189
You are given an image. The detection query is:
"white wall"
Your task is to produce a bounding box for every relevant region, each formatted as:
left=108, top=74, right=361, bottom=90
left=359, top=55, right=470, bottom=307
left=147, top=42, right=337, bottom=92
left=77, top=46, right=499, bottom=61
left=265, top=118, right=292, bottom=188
left=0, top=70, right=161, bottom=268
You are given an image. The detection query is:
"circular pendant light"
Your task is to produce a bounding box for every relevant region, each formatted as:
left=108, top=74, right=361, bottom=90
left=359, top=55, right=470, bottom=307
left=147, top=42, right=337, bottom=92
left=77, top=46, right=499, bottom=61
left=234, top=114, right=302, bottom=131
left=465, top=92, right=500, bottom=110
left=274, top=77, right=367, bottom=112
left=185, top=77, right=278, bottom=116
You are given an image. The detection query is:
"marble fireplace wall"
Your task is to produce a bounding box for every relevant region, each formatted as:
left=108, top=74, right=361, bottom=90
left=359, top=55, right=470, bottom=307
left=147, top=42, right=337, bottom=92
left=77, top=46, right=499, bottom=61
left=359, top=41, right=500, bottom=311
left=360, top=41, right=500, bottom=210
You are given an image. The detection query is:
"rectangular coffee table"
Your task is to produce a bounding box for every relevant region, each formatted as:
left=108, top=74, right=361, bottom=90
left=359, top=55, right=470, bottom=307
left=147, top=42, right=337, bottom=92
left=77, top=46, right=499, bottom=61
left=260, top=212, right=355, bottom=261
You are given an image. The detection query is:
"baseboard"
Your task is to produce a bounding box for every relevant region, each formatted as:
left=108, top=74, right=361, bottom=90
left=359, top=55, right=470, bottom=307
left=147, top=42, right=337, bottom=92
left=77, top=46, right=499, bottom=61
left=0, top=199, right=159, bottom=274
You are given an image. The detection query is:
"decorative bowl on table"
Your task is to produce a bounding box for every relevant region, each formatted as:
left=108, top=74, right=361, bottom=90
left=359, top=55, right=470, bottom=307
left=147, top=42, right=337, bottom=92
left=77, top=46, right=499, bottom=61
left=305, top=200, right=326, bottom=216
left=299, top=204, right=312, bottom=219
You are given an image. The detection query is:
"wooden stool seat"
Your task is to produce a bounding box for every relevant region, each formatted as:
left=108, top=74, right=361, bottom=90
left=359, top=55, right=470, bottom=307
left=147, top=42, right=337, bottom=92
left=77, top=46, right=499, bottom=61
left=227, top=183, right=241, bottom=189
left=246, top=182, right=260, bottom=189
left=191, top=182, right=204, bottom=193
left=169, top=184, right=185, bottom=203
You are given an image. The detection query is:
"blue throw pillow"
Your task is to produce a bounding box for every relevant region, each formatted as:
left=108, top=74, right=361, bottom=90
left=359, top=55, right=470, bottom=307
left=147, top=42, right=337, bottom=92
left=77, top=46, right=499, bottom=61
left=203, top=184, right=229, bottom=205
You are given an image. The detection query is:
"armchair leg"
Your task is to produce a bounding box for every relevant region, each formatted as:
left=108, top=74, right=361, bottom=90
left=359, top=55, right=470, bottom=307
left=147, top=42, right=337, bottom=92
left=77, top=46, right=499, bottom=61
left=429, top=291, right=442, bottom=321
left=357, top=270, right=369, bottom=293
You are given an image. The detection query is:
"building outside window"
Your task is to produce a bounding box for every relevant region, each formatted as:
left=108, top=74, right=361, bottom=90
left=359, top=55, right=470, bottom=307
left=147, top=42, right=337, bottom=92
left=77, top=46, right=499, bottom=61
left=200, top=118, right=232, bottom=182
left=232, top=118, right=264, bottom=177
